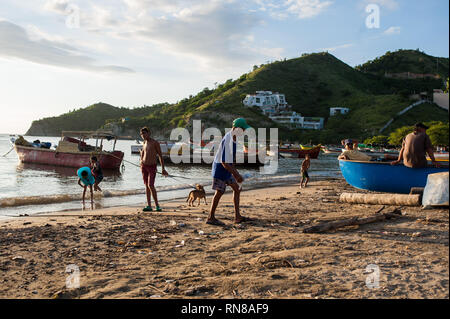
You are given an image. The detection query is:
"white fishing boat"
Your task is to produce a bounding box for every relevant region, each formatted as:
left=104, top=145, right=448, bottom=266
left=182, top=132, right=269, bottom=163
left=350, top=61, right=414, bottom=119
left=131, top=141, right=175, bottom=156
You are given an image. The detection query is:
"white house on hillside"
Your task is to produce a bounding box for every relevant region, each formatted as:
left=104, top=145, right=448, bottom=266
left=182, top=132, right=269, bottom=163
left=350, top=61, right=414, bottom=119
left=330, top=107, right=350, bottom=116
left=269, top=112, right=324, bottom=130
left=243, top=91, right=288, bottom=114
left=269, top=111, right=303, bottom=129
left=303, top=117, right=324, bottom=130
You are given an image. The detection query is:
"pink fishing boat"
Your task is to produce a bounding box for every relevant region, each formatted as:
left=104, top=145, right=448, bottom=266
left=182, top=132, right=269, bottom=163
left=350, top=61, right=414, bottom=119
left=13, top=131, right=124, bottom=169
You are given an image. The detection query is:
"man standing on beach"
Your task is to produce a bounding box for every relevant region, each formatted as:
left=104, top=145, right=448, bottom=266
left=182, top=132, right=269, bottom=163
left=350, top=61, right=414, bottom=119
left=206, top=118, right=251, bottom=226
left=391, top=122, right=439, bottom=168
left=300, top=154, right=310, bottom=188
left=140, top=127, right=168, bottom=212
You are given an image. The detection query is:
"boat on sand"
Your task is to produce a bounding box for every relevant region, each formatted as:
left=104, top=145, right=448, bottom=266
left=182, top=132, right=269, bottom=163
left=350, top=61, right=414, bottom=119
left=339, top=159, right=448, bottom=194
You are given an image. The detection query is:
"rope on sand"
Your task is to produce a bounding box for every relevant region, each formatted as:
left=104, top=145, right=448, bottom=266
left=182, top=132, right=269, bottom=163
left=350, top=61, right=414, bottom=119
left=107, top=152, right=198, bottom=189
left=2, top=146, right=14, bottom=157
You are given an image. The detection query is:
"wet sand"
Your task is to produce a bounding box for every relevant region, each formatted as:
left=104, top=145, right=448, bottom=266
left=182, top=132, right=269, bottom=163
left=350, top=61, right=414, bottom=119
left=0, top=178, right=448, bottom=299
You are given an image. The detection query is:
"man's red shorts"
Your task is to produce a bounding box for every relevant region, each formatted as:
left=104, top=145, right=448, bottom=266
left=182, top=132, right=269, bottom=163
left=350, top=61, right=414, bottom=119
left=141, top=164, right=157, bottom=187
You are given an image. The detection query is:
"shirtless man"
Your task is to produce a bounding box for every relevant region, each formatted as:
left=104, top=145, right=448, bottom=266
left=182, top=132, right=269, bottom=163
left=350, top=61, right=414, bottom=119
left=140, top=127, right=168, bottom=212
left=391, top=122, right=439, bottom=168
left=300, top=154, right=310, bottom=188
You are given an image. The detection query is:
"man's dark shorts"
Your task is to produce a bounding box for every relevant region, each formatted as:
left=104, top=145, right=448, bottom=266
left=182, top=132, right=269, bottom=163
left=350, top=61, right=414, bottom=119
left=212, top=176, right=236, bottom=193
left=302, top=170, right=309, bottom=179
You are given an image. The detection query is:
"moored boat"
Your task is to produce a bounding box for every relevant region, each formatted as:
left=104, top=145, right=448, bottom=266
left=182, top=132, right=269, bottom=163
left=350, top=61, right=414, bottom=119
left=339, top=159, right=449, bottom=194
left=13, top=131, right=124, bottom=170
left=279, top=144, right=322, bottom=159
left=428, top=152, right=449, bottom=162
left=131, top=141, right=174, bottom=155
left=321, top=145, right=343, bottom=154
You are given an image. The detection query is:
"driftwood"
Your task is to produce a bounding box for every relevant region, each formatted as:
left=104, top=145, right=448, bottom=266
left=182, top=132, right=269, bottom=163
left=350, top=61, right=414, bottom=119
left=339, top=192, right=421, bottom=206
left=303, top=207, right=402, bottom=233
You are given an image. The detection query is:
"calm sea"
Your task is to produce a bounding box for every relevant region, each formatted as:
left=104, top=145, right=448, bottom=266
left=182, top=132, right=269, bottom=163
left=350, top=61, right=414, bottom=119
left=0, top=134, right=341, bottom=218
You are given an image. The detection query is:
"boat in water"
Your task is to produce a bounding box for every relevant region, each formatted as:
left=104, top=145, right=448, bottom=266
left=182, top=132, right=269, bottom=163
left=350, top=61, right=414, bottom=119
left=321, top=145, right=343, bottom=155
left=131, top=140, right=174, bottom=155
left=339, top=159, right=449, bottom=194
left=279, top=144, right=322, bottom=159
left=13, top=131, right=124, bottom=169
left=428, top=152, right=449, bottom=162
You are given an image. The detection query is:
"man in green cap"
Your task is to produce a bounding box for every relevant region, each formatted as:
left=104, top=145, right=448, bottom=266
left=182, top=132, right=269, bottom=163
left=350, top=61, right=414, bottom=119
left=206, top=118, right=251, bottom=226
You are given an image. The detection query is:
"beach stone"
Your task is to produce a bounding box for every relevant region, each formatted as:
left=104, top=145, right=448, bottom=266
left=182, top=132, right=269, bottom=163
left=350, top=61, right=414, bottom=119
left=12, top=256, right=26, bottom=263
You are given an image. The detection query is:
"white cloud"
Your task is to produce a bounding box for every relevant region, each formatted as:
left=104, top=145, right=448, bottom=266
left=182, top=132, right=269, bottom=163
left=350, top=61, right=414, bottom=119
left=384, top=26, right=401, bottom=35
left=285, top=0, right=333, bottom=19
left=45, top=0, right=282, bottom=67
left=0, top=20, right=134, bottom=73
left=43, top=0, right=70, bottom=14
left=38, top=1, right=291, bottom=67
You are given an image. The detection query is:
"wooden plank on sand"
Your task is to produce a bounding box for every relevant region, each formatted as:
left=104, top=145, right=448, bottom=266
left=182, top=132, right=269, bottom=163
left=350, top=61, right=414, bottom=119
left=303, top=207, right=403, bottom=233
left=340, top=192, right=421, bottom=206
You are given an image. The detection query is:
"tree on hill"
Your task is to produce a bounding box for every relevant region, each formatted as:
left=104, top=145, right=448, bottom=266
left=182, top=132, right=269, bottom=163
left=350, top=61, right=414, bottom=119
left=427, top=122, right=449, bottom=146
left=387, top=122, right=448, bottom=147
left=363, top=135, right=389, bottom=146
left=388, top=125, right=413, bottom=146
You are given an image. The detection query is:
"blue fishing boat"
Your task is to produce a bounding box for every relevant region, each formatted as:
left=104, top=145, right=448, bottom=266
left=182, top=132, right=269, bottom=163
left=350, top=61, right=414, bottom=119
left=339, top=160, right=449, bottom=194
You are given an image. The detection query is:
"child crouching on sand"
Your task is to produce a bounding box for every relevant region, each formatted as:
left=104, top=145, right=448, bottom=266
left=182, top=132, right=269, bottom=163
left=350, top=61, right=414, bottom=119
left=77, top=167, right=94, bottom=204
left=300, top=154, right=310, bottom=188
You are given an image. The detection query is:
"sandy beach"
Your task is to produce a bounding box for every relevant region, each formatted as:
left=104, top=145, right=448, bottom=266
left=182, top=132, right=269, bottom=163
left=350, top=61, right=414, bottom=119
left=0, top=178, right=448, bottom=299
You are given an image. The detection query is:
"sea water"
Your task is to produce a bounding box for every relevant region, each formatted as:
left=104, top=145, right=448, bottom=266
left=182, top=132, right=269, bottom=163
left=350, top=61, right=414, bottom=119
left=0, top=134, right=341, bottom=218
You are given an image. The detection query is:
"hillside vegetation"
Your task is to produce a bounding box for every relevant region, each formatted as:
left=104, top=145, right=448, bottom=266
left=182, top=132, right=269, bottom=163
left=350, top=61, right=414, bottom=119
left=26, top=50, right=448, bottom=143
left=356, top=49, right=449, bottom=79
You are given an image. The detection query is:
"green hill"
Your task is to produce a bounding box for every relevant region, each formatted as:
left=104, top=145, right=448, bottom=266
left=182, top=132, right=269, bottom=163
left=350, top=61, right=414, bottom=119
left=25, top=102, right=165, bottom=136
left=356, top=49, right=449, bottom=79
left=26, top=50, right=448, bottom=143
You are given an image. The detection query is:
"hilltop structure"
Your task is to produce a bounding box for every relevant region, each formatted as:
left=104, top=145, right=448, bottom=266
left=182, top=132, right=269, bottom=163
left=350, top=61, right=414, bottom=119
left=242, top=91, right=288, bottom=115
left=243, top=91, right=324, bottom=130
left=330, top=107, right=350, bottom=116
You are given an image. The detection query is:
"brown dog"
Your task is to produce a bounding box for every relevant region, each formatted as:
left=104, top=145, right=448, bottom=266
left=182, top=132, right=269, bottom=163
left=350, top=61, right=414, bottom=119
left=186, top=184, right=207, bottom=206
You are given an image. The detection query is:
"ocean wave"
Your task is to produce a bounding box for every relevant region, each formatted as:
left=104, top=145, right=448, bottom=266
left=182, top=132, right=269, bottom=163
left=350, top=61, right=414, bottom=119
left=0, top=173, right=340, bottom=208
left=0, top=183, right=203, bottom=208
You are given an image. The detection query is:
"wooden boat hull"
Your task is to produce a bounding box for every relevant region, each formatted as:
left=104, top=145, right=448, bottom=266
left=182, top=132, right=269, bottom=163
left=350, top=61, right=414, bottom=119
left=279, top=146, right=321, bottom=159
left=321, top=146, right=342, bottom=155
left=339, top=159, right=448, bottom=194
left=14, top=145, right=124, bottom=169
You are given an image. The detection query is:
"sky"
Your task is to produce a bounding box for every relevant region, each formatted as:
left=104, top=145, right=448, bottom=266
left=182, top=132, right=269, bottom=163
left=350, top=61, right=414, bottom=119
left=0, top=0, right=448, bottom=134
